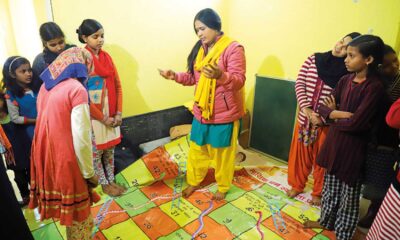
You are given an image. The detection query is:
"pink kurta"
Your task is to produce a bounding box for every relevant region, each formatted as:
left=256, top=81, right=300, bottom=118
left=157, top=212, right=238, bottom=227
left=29, top=79, right=92, bottom=226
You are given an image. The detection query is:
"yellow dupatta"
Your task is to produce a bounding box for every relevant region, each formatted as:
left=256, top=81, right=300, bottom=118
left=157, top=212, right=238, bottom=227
left=194, top=35, right=233, bottom=120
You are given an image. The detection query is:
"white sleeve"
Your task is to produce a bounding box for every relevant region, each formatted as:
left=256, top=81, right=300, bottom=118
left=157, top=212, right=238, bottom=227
left=71, top=103, right=94, bottom=179
left=6, top=99, right=25, bottom=124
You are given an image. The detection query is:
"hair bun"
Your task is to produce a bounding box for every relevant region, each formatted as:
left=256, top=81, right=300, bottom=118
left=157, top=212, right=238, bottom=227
left=76, top=29, right=80, bottom=34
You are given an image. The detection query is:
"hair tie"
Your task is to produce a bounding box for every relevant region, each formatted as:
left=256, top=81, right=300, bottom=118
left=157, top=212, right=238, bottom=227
left=8, top=57, right=23, bottom=74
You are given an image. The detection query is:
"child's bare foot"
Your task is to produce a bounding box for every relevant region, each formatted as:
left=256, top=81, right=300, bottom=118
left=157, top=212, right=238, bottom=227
left=102, top=184, right=122, bottom=197
left=212, top=191, right=226, bottom=201
left=111, top=182, right=127, bottom=194
left=112, top=182, right=127, bottom=190
left=182, top=185, right=200, bottom=198
left=311, top=196, right=321, bottom=206
left=303, top=220, right=325, bottom=229
left=287, top=188, right=302, bottom=198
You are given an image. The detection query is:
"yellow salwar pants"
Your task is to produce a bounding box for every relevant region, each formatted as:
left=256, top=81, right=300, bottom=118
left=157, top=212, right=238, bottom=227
left=186, top=120, right=240, bottom=193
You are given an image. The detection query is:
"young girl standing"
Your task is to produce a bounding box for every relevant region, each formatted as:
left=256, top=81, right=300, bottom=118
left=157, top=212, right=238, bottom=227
left=2, top=56, right=39, bottom=205
left=159, top=8, right=246, bottom=200
left=287, top=32, right=360, bottom=205
left=33, top=22, right=75, bottom=77
left=304, top=35, right=385, bottom=240
left=77, top=19, right=124, bottom=196
left=3, top=57, right=38, bottom=139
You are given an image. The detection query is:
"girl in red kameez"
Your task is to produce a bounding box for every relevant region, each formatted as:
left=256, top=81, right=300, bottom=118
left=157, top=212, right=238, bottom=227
left=29, top=47, right=99, bottom=240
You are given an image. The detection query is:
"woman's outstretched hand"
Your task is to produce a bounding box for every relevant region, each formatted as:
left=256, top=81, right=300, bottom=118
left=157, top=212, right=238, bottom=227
left=158, top=69, right=176, bottom=80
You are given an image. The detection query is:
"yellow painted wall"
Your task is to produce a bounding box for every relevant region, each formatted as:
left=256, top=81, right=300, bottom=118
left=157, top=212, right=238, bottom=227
left=225, top=0, right=400, bottom=112
left=43, top=0, right=400, bottom=117
left=50, top=0, right=222, bottom=117
left=7, top=0, right=42, bottom=62
left=32, top=0, right=51, bottom=25
left=0, top=0, right=49, bottom=63
left=0, top=0, right=17, bottom=64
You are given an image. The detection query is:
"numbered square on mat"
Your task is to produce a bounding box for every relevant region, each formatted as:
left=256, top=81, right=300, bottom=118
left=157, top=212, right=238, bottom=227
left=132, top=208, right=180, bottom=239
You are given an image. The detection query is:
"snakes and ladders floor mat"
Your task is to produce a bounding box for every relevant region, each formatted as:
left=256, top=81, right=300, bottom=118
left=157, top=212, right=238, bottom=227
left=24, top=135, right=335, bottom=240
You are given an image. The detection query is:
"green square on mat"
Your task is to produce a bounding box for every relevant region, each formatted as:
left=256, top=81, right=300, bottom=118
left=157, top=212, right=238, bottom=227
left=115, top=173, right=129, bottom=189
left=31, top=222, right=63, bottom=240
left=158, top=228, right=192, bottom=240
left=251, top=184, right=290, bottom=209
left=114, top=188, right=156, bottom=217
left=208, top=203, right=256, bottom=236
left=23, top=208, right=53, bottom=231
left=312, top=234, right=331, bottom=240
left=254, top=183, right=289, bottom=200
left=54, top=221, right=67, bottom=240
left=224, top=184, right=248, bottom=202
left=202, top=183, right=246, bottom=202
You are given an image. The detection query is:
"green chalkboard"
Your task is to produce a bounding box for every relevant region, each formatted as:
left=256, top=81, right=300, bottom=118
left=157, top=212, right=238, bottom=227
left=250, top=75, right=297, bottom=161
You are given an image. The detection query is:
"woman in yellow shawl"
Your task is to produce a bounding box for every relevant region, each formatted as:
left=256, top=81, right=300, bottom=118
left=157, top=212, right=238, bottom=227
left=159, top=8, right=246, bottom=200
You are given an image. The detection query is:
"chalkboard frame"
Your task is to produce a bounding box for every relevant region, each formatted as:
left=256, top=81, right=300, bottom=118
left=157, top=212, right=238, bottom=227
left=249, top=75, right=297, bottom=161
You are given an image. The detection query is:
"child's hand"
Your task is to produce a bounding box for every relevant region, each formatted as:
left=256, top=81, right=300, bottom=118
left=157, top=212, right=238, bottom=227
left=158, top=69, right=176, bottom=80
left=323, top=95, right=336, bottom=110
left=340, top=111, right=353, bottom=119
left=302, top=107, right=314, bottom=119
left=102, top=117, right=114, bottom=127
left=310, top=112, right=323, bottom=126
left=113, top=114, right=122, bottom=127
left=86, top=175, right=99, bottom=188
left=202, top=63, right=222, bottom=79
left=329, top=110, right=353, bottom=119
